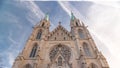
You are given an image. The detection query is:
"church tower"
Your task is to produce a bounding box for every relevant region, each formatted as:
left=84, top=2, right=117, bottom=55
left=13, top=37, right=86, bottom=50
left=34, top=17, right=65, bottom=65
left=12, top=13, right=109, bottom=68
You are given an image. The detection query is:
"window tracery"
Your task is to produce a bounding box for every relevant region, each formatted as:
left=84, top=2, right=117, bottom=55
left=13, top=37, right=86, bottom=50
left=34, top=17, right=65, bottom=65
left=58, top=56, right=62, bottom=66
left=49, top=45, right=71, bottom=62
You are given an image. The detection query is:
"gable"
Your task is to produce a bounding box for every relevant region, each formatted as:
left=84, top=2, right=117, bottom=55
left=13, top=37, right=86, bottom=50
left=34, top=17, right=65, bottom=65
left=48, top=25, right=73, bottom=41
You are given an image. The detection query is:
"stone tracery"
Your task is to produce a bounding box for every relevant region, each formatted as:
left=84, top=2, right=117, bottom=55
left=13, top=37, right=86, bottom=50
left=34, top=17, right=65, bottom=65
left=49, top=44, right=71, bottom=62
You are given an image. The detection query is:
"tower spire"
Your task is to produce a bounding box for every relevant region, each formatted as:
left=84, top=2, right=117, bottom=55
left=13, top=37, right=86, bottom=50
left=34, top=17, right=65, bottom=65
left=71, top=11, right=75, bottom=20
left=45, top=13, right=49, bottom=21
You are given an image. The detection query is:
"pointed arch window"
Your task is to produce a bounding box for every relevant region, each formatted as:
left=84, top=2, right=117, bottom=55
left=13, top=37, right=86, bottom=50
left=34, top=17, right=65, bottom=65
left=42, top=22, right=44, bottom=27
left=29, top=43, right=38, bottom=57
left=78, top=29, right=85, bottom=39
left=36, top=30, right=42, bottom=39
left=83, top=42, right=91, bottom=57
left=58, top=56, right=62, bottom=66
left=76, top=22, right=78, bottom=26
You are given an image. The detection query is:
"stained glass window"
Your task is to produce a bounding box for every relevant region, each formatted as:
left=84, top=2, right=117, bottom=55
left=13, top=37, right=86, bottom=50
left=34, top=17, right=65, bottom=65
left=49, top=45, right=71, bottom=62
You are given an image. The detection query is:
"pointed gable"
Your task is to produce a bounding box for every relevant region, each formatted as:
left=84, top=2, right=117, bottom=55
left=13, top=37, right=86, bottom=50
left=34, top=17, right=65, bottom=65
left=48, top=25, right=73, bottom=41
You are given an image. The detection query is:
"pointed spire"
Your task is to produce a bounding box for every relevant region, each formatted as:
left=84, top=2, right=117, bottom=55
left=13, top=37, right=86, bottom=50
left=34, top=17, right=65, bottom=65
left=71, top=11, right=75, bottom=20
left=45, top=13, right=49, bottom=21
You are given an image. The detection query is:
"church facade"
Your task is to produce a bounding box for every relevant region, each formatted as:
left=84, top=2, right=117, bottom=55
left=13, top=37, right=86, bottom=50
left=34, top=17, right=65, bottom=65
left=12, top=13, right=109, bottom=68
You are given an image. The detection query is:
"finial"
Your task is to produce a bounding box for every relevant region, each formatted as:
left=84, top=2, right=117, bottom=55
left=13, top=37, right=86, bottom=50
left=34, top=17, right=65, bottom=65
left=45, top=13, right=49, bottom=21
left=71, top=11, right=75, bottom=20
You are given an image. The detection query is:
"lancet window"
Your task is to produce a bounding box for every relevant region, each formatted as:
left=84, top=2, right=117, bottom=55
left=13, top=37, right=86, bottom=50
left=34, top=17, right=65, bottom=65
left=83, top=42, right=91, bottom=57
left=36, top=30, right=42, bottom=39
left=29, top=43, right=38, bottom=57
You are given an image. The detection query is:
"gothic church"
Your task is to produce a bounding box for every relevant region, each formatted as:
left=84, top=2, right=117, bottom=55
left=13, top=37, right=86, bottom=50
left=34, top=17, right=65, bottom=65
left=12, top=13, right=109, bottom=68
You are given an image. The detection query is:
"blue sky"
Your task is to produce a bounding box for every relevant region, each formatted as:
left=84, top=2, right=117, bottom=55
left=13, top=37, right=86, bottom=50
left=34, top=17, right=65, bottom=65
left=0, top=1, right=120, bottom=68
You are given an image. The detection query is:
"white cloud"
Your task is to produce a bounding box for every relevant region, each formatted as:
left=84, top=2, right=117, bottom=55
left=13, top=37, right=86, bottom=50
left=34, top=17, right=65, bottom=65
left=86, top=2, right=120, bottom=68
left=8, top=52, right=15, bottom=66
left=87, top=2, right=120, bottom=58
left=59, top=1, right=120, bottom=68
left=8, top=31, right=19, bottom=45
left=6, top=28, right=30, bottom=67
left=20, top=1, right=45, bottom=25
left=92, top=1, right=120, bottom=9
left=58, top=1, right=71, bottom=16
left=58, top=1, right=86, bottom=23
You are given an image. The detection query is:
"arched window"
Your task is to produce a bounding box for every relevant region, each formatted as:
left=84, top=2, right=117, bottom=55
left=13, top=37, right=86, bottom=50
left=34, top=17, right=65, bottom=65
left=49, top=45, right=71, bottom=62
left=78, top=29, right=85, bottom=39
left=36, top=30, right=42, bottom=39
left=89, top=63, right=98, bottom=68
left=76, top=22, right=78, bottom=26
left=83, top=42, right=91, bottom=57
left=25, top=64, right=32, bottom=68
left=29, top=43, right=38, bottom=57
left=58, top=56, right=62, bottom=66
left=42, top=22, right=44, bottom=27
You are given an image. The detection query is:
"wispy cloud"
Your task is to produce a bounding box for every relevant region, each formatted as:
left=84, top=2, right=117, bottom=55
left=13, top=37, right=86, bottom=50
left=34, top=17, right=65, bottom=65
left=8, top=31, right=19, bottom=45
left=58, top=1, right=87, bottom=23
left=0, top=11, right=23, bottom=29
left=1, top=1, right=45, bottom=67
left=5, top=29, right=29, bottom=67
left=2, top=1, right=120, bottom=68
left=85, top=2, right=120, bottom=68
left=20, top=1, right=45, bottom=25
left=8, top=52, right=15, bottom=66
left=93, top=2, right=120, bottom=9
left=58, top=1, right=120, bottom=68
left=87, top=2, right=120, bottom=58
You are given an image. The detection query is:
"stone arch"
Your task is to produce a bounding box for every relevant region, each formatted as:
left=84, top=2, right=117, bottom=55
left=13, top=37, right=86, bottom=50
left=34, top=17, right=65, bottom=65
left=49, top=44, right=71, bottom=62
left=89, top=63, right=98, bottom=68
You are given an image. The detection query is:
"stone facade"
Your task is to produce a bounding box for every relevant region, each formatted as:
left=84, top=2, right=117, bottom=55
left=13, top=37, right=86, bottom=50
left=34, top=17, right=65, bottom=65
left=12, top=13, right=109, bottom=68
